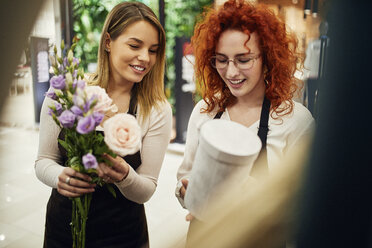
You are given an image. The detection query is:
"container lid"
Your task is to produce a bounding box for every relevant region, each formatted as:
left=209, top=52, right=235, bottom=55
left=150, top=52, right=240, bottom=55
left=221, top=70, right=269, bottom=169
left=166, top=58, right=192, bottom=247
left=199, top=119, right=262, bottom=165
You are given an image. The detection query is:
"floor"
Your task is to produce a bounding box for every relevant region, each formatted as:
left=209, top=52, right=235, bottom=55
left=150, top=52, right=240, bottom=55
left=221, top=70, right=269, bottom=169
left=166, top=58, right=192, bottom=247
left=0, top=84, right=189, bottom=247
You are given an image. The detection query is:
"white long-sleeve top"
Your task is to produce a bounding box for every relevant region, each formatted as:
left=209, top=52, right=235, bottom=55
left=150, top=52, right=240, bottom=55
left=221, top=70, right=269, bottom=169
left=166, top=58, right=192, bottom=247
left=176, top=99, right=315, bottom=207
left=35, top=96, right=172, bottom=204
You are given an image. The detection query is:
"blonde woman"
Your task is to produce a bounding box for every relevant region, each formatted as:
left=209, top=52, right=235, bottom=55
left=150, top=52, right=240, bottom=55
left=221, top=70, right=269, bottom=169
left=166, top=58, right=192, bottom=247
left=35, top=2, right=172, bottom=247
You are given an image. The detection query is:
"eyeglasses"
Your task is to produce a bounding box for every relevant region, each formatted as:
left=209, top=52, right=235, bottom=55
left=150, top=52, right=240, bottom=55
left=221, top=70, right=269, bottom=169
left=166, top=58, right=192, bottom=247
left=210, top=54, right=261, bottom=70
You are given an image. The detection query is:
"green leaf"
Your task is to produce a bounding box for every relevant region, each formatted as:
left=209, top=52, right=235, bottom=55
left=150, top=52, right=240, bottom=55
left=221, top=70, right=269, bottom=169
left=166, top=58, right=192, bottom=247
left=57, top=56, right=63, bottom=65
left=106, top=184, right=116, bottom=198
left=94, top=144, right=111, bottom=156
left=70, top=164, right=82, bottom=172
left=53, top=67, right=59, bottom=75
left=58, top=139, right=72, bottom=153
left=86, top=168, right=98, bottom=174
left=76, top=135, right=86, bottom=150
left=101, top=156, right=116, bottom=167
left=107, top=150, right=117, bottom=158
left=95, top=178, right=105, bottom=187
left=71, top=42, right=77, bottom=51
left=69, top=156, right=80, bottom=165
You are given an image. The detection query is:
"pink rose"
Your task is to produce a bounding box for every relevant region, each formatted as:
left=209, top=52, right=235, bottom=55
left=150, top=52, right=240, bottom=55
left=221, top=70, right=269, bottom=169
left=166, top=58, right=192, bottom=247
left=85, top=86, right=118, bottom=113
left=103, top=113, right=141, bottom=156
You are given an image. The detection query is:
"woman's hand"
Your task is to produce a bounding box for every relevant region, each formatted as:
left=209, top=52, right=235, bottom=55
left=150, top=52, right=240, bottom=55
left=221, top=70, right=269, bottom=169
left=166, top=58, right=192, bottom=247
left=96, top=153, right=129, bottom=184
left=179, top=179, right=194, bottom=221
left=57, top=167, right=96, bottom=197
left=186, top=213, right=194, bottom=222
left=179, top=178, right=188, bottom=199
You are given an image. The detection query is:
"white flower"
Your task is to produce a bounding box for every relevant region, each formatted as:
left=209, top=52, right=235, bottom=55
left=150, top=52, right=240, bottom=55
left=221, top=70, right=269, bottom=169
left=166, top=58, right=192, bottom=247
left=73, top=87, right=85, bottom=107
left=103, top=113, right=141, bottom=156
left=85, top=86, right=117, bottom=113
left=65, top=72, right=73, bottom=86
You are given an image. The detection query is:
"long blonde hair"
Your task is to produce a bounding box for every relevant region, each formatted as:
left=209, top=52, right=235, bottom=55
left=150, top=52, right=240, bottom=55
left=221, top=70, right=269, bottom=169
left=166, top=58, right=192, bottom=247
left=89, top=2, right=167, bottom=119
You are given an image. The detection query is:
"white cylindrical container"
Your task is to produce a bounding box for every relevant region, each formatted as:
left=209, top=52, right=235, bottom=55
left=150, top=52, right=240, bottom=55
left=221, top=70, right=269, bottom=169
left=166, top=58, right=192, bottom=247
left=184, top=119, right=262, bottom=220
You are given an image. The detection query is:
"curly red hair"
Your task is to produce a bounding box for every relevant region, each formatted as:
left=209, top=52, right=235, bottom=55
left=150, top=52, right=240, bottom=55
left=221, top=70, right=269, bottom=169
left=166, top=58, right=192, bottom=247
left=192, top=0, right=302, bottom=117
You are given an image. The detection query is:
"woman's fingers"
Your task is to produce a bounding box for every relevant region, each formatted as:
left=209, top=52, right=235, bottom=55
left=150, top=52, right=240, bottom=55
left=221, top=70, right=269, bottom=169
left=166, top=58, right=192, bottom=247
left=57, top=188, right=82, bottom=198
left=63, top=167, right=93, bottom=183
left=57, top=168, right=96, bottom=197
left=180, top=186, right=186, bottom=199
left=100, top=154, right=129, bottom=182
left=65, top=176, right=95, bottom=188
left=57, top=179, right=95, bottom=197
left=102, top=154, right=125, bottom=167
left=180, top=179, right=189, bottom=199
left=181, top=179, right=188, bottom=189
left=186, top=213, right=194, bottom=222
left=98, top=162, right=125, bottom=182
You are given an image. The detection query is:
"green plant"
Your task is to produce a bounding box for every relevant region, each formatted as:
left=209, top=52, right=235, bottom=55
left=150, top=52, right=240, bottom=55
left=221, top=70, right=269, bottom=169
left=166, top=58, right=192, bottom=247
left=72, top=0, right=110, bottom=71
left=164, top=0, right=212, bottom=111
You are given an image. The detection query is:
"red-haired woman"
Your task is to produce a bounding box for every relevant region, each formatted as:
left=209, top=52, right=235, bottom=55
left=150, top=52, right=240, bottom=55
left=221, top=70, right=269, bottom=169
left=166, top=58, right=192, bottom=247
left=175, top=0, right=315, bottom=240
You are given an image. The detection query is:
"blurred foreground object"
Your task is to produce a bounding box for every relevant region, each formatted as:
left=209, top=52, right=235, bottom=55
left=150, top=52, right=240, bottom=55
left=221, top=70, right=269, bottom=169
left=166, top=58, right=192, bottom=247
left=185, top=137, right=312, bottom=248
left=0, top=0, right=45, bottom=111
left=184, top=119, right=261, bottom=221
left=296, top=0, right=372, bottom=247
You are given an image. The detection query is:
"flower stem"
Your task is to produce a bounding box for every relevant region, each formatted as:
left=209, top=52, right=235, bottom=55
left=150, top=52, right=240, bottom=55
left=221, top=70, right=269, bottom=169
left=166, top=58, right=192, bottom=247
left=71, top=193, right=92, bottom=248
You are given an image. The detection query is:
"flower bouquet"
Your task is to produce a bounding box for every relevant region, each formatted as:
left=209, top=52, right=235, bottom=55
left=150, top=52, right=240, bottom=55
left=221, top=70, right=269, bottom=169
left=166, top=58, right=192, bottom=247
left=46, top=38, right=141, bottom=248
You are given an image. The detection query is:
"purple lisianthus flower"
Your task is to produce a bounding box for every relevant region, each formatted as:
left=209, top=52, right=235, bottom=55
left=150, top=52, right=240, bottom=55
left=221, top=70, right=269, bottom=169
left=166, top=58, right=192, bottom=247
left=54, top=102, right=63, bottom=116
left=93, top=112, right=104, bottom=126
left=63, top=57, right=69, bottom=67
left=73, top=92, right=85, bottom=108
left=58, top=110, right=76, bottom=128
left=58, top=64, right=65, bottom=73
left=70, top=105, right=83, bottom=116
left=72, top=79, right=86, bottom=90
left=48, top=108, right=54, bottom=116
left=63, top=57, right=79, bottom=67
left=77, top=79, right=86, bottom=89
left=84, top=96, right=96, bottom=113
left=76, top=115, right=95, bottom=134
left=50, top=75, right=66, bottom=90
left=45, top=88, right=57, bottom=100
left=73, top=57, right=80, bottom=66
left=82, top=153, right=98, bottom=170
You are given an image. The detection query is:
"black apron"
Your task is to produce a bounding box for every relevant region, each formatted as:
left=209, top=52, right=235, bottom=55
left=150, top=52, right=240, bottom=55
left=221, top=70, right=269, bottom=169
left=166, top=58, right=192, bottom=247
left=44, top=96, right=149, bottom=248
left=186, top=96, right=271, bottom=247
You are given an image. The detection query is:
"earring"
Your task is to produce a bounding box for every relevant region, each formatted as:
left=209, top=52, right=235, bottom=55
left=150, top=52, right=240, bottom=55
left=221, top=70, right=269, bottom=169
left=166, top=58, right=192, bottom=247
left=105, top=48, right=110, bottom=53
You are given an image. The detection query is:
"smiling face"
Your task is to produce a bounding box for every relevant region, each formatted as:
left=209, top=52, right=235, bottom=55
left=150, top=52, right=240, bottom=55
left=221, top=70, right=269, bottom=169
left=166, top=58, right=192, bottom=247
left=106, top=20, right=159, bottom=85
left=215, top=30, right=266, bottom=101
